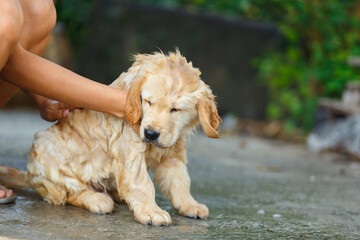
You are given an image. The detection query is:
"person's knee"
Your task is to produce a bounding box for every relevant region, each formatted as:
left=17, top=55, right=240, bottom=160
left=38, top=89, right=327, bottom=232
left=0, top=18, right=22, bottom=45
left=26, top=0, right=56, bottom=33
left=0, top=0, right=24, bottom=48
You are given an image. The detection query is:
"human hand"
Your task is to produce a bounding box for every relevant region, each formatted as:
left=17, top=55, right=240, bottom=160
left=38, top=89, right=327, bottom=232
left=26, top=92, right=77, bottom=122
left=38, top=100, right=76, bottom=122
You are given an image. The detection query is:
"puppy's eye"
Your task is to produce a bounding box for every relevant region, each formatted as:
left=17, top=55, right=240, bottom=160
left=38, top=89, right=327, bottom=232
left=144, top=99, right=151, bottom=106
left=171, top=108, right=180, bottom=113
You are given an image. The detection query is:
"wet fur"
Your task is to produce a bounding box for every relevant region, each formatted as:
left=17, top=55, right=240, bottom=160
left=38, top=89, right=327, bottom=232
left=8, top=51, right=221, bottom=225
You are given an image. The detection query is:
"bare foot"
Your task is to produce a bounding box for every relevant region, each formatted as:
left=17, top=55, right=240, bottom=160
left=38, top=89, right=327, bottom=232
left=0, top=184, right=13, bottom=199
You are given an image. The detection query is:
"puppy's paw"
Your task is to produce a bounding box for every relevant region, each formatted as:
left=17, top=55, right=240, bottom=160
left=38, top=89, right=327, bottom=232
left=134, top=207, right=172, bottom=226
left=178, top=203, right=209, bottom=219
left=88, top=192, right=114, bottom=214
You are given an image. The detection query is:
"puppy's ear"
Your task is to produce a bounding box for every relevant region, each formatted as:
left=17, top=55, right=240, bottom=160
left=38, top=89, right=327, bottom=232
left=198, top=90, right=221, bottom=138
left=125, top=75, right=145, bottom=124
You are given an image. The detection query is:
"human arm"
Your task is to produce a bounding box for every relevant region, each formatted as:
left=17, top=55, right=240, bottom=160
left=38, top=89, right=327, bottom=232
left=1, top=43, right=127, bottom=119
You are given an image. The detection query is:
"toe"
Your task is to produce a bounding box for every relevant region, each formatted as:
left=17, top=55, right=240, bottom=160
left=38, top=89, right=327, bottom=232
left=150, top=213, right=164, bottom=225
left=162, top=211, right=172, bottom=225
left=135, top=209, right=172, bottom=226
left=179, top=203, right=209, bottom=219
left=6, top=189, right=13, bottom=197
left=197, top=204, right=209, bottom=219
left=0, top=190, right=5, bottom=198
left=136, top=213, right=151, bottom=225
left=151, top=211, right=171, bottom=226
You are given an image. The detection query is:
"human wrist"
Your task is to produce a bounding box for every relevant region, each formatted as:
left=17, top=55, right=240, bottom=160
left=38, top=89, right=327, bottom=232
left=107, top=88, right=127, bottom=119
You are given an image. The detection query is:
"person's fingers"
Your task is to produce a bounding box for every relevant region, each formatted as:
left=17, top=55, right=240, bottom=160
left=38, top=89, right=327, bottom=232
left=62, top=109, right=70, bottom=118
left=40, top=107, right=57, bottom=122
left=52, top=102, right=64, bottom=110
left=50, top=103, right=68, bottom=119
left=0, top=190, right=5, bottom=198
left=48, top=102, right=67, bottom=110
left=40, top=103, right=70, bottom=121
left=55, top=110, right=64, bottom=120
left=6, top=189, right=13, bottom=197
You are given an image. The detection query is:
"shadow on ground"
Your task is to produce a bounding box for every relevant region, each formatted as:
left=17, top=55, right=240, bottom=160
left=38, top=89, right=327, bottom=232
left=1, top=110, right=360, bottom=239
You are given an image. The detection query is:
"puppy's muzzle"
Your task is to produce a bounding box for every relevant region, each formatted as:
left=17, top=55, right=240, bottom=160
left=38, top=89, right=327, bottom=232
left=144, top=129, right=160, bottom=141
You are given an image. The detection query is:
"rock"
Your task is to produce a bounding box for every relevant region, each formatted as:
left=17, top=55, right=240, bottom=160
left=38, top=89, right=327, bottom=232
left=221, top=114, right=238, bottom=131
left=257, top=209, right=265, bottom=215
left=310, top=176, right=316, bottom=182
left=307, top=114, right=360, bottom=159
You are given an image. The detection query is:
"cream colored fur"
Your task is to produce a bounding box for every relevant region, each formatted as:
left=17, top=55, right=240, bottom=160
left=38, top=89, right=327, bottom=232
left=4, top=51, right=221, bottom=226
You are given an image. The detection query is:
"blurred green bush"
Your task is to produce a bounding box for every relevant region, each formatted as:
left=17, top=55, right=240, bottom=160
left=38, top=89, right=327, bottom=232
left=55, top=0, right=95, bottom=56
left=57, top=0, right=360, bottom=132
left=252, top=1, right=360, bottom=132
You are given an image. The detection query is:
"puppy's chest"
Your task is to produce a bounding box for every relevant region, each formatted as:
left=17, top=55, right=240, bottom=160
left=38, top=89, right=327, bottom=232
left=145, top=147, right=167, bottom=170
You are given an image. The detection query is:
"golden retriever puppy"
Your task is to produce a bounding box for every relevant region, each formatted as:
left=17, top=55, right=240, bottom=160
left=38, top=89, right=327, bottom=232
left=2, top=51, right=221, bottom=226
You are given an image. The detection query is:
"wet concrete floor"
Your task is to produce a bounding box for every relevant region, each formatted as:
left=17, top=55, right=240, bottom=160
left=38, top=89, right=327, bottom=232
left=1, top=109, right=360, bottom=239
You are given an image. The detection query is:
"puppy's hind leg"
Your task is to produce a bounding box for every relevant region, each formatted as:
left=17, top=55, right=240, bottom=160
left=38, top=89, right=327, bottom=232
left=67, top=189, right=114, bottom=214
left=31, top=177, right=67, bottom=206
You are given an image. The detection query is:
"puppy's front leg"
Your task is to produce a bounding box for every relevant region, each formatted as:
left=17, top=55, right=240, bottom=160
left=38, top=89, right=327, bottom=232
left=154, top=149, right=209, bottom=219
left=114, top=151, right=171, bottom=226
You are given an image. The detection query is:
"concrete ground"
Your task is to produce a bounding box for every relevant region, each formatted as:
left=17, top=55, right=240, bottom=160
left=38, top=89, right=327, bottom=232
left=1, top=109, right=360, bottom=239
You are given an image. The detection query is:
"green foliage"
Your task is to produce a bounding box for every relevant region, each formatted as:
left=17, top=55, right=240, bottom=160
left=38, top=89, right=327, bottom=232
left=55, top=0, right=95, bottom=52
left=256, top=0, right=360, bottom=131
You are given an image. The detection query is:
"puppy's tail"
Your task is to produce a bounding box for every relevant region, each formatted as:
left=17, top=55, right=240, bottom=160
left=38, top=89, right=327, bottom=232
left=0, top=166, right=30, bottom=189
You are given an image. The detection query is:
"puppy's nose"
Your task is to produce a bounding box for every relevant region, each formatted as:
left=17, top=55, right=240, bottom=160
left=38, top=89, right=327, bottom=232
left=144, top=129, right=160, bottom=141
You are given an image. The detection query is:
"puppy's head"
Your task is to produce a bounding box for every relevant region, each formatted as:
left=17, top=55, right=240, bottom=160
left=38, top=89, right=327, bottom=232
left=125, top=51, right=221, bottom=148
